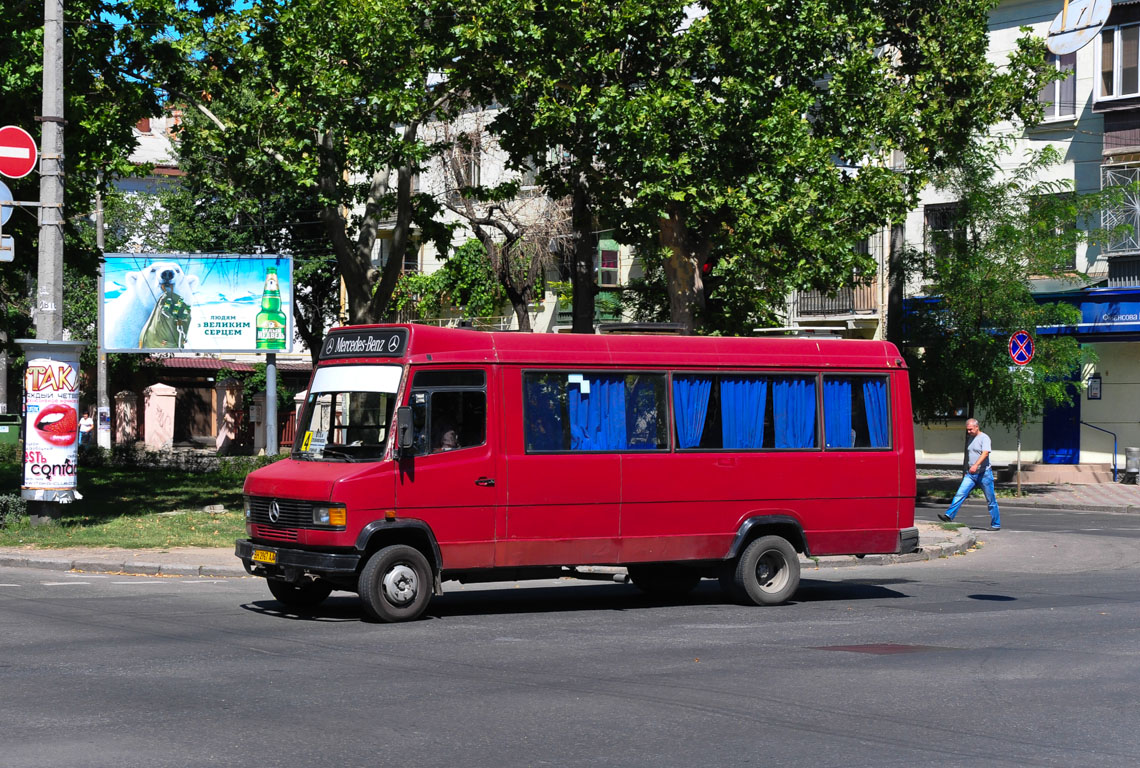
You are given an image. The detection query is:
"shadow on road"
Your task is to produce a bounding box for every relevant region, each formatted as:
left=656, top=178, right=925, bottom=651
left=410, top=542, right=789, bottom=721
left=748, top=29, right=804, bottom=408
left=239, top=576, right=916, bottom=623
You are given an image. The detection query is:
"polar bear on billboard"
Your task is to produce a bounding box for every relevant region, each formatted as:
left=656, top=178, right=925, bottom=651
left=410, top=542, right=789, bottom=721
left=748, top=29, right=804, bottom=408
left=105, top=261, right=200, bottom=349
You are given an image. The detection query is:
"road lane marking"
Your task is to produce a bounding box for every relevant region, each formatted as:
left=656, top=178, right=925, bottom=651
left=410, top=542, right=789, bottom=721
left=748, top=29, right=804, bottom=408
left=41, top=582, right=91, bottom=586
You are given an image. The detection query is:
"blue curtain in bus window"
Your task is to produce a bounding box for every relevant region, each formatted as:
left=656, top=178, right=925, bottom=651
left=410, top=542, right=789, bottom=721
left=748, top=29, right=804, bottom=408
left=673, top=375, right=712, bottom=449
left=823, top=378, right=853, bottom=449
left=524, top=375, right=563, bottom=451
left=863, top=378, right=889, bottom=448
left=773, top=377, right=816, bottom=448
left=569, top=375, right=627, bottom=450
left=720, top=376, right=767, bottom=449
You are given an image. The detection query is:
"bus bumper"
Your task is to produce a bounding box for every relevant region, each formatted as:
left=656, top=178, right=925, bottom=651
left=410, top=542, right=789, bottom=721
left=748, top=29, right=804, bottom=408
left=897, top=527, right=919, bottom=554
left=234, top=539, right=361, bottom=582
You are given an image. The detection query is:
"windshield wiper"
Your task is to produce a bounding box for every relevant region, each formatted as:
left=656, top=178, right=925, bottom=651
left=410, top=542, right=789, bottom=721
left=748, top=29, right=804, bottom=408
left=318, top=447, right=359, bottom=461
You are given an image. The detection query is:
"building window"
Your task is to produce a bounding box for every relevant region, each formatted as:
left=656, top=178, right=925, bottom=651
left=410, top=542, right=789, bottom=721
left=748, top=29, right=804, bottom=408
left=372, top=235, right=419, bottom=273
left=924, top=202, right=962, bottom=257
left=1101, top=164, right=1140, bottom=254
left=598, top=242, right=620, bottom=287
left=465, top=134, right=481, bottom=188
left=1039, top=52, right=1077, bottom=118
left=1100, top=24, right=1140, bottom=98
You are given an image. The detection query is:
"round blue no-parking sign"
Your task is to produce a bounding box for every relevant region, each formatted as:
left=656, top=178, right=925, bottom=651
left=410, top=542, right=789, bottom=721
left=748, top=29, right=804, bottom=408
left=1009, top=330, right=1034, bottom=366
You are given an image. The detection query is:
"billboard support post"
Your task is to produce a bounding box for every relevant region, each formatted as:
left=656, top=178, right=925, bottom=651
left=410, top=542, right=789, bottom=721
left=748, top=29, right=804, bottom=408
left=266, top=353, right=277, bottom=455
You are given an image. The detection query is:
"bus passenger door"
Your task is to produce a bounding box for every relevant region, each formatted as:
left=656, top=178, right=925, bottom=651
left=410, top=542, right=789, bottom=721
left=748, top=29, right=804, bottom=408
left=395, top=368, right=499, bottom=570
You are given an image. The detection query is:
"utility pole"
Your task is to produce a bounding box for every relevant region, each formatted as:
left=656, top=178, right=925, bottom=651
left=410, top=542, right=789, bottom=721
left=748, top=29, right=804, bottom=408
left=20, top=0, right=86, bottom=526
left=35, top=0, right=64, bottom=342
left=95, top=172, right=110, bottom=449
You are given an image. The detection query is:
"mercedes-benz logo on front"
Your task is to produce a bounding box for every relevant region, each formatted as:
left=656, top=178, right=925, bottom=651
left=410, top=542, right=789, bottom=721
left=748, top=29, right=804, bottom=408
left=268, top=500, right=281, bottom=524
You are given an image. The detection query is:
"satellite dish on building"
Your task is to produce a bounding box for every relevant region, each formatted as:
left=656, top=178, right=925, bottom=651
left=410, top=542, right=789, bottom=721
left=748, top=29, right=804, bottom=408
left=1047, top=0, right=1112, bottom=55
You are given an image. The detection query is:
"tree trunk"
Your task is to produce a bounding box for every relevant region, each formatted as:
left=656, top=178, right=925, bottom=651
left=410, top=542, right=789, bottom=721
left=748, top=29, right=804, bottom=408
left=317, top=131, right=374, bottom=325
left=886, top=223, right=906, bottom=346
left=365, top=124, right=421, bottom=323
left=658, top=205, right=703, bottom=335
left=570, top=183, right=595, bottom=334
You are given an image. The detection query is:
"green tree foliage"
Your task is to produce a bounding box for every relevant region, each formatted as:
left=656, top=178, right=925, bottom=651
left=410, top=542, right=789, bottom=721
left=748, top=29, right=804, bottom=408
left=156, top=94, right=342, bottom=365
left=0, top=1, right=159, bottom=404
left=901, top=143, right=1122, bottom=428
left=392, top=240, right=506, bottom=321
left=141, top=0, right=480, bottom=326
left=462, top=0, right=1051, bottom=333
left=457, top=0, right=694, bottom=332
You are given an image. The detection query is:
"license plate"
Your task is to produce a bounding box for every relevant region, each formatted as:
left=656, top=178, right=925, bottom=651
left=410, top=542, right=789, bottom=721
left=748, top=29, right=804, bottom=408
left=252, top=549, right=277, bottom=564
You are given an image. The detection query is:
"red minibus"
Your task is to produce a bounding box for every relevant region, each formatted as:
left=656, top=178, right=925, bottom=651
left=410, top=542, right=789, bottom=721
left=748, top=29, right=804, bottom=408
left=236, top=324, right=918, bottom=621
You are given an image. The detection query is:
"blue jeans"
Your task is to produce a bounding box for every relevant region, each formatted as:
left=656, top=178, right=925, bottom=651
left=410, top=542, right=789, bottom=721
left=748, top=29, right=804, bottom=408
left=944, top=467, right=1000, bottom=527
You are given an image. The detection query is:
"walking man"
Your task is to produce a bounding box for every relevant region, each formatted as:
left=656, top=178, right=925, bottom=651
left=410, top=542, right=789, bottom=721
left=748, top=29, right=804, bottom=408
left=938, top=418, right=1001, bottom=530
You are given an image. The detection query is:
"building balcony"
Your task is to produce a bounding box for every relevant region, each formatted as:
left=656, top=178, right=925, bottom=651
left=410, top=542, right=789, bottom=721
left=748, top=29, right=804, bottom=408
left=793, top=283, right=879, bottom=318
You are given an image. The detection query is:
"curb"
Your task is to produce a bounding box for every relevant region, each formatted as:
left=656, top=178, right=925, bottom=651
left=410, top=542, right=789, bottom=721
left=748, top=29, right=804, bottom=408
left=0, top=527, right=981, bottom=579
left=800, top=526, right=978, bottom=570
left=0, top=553, right=248, bottom=578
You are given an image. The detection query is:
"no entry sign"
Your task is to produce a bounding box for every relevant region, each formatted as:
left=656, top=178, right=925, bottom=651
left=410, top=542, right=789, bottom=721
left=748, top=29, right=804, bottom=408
left=1009, top=330, right=1035, bottom=366
left=0, top=126, right=38, bottom=179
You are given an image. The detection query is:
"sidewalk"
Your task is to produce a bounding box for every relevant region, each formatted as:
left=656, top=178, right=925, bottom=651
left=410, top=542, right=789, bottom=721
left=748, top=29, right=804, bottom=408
left=0, top=545, right=246, bottom=578
left=0, top=522, right=976, bottom=578
left=917, top=473, right=1140, bottom=513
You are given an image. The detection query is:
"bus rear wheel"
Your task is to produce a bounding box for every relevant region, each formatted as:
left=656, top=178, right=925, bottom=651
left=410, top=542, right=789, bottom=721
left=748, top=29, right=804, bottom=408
left=359, top=544, right=432, bottom=623
left=628, top=564, right=703, bottom=596
left=267, top=578, right=333, bottom=611
left=722, top=535, right=800, bottom=606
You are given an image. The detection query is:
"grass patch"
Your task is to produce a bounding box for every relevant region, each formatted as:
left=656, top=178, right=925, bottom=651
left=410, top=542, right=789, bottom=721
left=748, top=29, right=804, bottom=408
left=920, top=487, right=1022, bottom=501
left=0, top=444, right=260, bottom=548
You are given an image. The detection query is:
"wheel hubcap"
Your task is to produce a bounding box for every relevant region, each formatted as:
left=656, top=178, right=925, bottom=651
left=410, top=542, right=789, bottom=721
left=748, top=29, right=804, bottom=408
left=755, top=552, right=787, bottom=593
left=382, top=564, right=418, bottom=605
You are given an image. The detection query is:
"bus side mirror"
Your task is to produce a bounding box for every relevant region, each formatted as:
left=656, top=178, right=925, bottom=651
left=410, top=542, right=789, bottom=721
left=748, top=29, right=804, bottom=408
left=396, top=406, right=414, bottom=457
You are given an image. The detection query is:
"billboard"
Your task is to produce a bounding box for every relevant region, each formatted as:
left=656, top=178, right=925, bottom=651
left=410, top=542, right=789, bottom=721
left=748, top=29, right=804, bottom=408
left=101, top=254, right=293, bottom=353
left=23, top=353, right=81, bottom=496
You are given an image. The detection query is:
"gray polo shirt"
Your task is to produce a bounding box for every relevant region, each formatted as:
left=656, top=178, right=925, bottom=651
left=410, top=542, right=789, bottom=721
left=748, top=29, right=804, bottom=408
left=967, top=431, right=992, bottom=473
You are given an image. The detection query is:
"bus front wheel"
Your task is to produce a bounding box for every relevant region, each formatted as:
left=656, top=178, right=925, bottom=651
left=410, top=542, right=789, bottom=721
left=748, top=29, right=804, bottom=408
left=723, top=535, right=800, bottom=606
left=359, top=545, right=433, bottom=623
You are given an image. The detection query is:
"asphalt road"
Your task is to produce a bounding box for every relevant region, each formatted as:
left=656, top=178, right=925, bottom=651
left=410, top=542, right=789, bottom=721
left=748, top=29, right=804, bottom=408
left=2, top=519, right=1139, bottom=767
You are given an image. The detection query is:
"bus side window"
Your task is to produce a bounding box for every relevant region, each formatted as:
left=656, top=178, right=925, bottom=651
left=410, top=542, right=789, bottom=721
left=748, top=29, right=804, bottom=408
left=523, top=371, right=667, bottom=452
left=822, top=375, right=891, bottom=449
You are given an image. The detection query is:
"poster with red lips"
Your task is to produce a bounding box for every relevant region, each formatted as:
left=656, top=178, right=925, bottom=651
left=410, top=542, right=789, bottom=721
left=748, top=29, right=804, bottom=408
left=23, top=356, right=81, bottom=491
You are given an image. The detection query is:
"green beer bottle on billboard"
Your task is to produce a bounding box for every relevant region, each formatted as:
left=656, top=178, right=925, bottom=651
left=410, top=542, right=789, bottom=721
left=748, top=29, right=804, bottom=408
left=255, top=267, right=287, bottom=350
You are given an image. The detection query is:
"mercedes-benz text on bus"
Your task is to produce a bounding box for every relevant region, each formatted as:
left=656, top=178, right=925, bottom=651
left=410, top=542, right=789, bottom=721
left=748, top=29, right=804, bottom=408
left=236, top=324, right=918, bottom=622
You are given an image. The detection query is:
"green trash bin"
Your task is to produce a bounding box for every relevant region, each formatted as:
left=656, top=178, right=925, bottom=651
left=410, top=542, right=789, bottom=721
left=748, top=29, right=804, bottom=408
left=0, top=414, right=21, bottom=446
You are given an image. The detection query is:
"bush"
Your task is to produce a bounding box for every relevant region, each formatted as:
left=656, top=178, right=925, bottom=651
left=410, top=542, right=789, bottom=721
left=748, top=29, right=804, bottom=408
left=0, top=441, right=20, bottom=466
left=216, top=453, right=288, bottom=480
left=0, top=493, right=26, bottom=528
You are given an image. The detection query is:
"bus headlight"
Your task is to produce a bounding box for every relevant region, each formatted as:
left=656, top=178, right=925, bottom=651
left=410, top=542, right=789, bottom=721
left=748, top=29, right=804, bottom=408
left=243, top=498, right=252, bottom=521
left=313, top=505, right=347, bottom=527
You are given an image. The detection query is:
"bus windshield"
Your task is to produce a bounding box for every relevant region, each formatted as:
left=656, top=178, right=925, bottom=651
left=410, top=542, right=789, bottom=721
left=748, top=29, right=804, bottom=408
left=292, top=365, right=403, bottom=462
